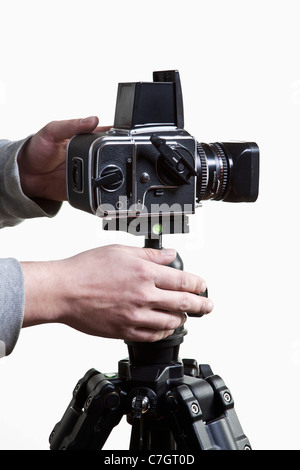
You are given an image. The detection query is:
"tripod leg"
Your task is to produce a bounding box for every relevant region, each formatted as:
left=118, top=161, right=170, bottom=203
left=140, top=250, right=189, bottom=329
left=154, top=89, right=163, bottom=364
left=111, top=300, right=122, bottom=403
left=129, top=416, right=176, bottom=451
left=166, top=383, right=218, bottom=451
left=49, top=369, right=126, bottom=450
left=165, top=368, right=251, bottom=451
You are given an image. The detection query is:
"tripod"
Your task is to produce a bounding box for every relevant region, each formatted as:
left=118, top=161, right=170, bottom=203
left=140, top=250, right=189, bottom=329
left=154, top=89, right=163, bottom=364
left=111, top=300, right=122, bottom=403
left=49, top=235, right=251, bottom=451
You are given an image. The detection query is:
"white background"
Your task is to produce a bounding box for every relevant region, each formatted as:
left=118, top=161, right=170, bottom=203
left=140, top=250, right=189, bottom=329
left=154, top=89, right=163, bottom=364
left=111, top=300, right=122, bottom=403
left=0, top=0, right=299, bottom=450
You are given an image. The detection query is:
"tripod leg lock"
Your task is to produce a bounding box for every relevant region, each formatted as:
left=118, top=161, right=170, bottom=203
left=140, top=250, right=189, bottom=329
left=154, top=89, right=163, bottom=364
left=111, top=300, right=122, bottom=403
left=131, top=392, right=150, bottom=420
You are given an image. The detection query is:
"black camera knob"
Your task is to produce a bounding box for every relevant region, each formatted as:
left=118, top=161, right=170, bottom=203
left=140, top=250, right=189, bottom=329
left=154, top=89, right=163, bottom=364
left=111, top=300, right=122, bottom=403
left=151, top=135, right=197, bottom=186
left=93, top=165, right=124, bottom=192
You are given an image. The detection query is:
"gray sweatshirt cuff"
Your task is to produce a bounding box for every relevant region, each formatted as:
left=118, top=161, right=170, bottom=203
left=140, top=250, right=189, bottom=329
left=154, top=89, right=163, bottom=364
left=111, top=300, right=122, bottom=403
left=0, top=258, right=24, bottom=357
left=0, top=137, right=62, bottom=228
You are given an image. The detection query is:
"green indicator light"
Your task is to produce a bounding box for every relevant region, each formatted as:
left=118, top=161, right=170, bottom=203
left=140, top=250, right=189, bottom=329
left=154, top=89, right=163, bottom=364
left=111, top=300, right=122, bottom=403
left=152, top=223, right=163, bottom=235
left=105, top=373, right=117, bottom=379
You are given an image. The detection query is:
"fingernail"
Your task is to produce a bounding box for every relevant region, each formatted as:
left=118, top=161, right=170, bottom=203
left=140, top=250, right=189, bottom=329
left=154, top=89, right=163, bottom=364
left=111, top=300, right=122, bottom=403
left=161, top=249, right=176, bottom=258
left=206, top=300, right=214, bottom=312
left=80, top=116, right=95, bottom=124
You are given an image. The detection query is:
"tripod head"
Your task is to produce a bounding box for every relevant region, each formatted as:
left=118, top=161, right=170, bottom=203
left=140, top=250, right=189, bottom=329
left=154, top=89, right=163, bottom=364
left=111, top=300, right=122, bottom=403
left=122, top=229, right=207, bottom=373
left=125, top=233, right=186, bottom=368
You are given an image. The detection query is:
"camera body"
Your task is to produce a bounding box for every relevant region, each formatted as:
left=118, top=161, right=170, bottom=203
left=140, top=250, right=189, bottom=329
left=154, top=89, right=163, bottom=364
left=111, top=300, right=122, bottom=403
left=67, top=71, right=259, bottom=235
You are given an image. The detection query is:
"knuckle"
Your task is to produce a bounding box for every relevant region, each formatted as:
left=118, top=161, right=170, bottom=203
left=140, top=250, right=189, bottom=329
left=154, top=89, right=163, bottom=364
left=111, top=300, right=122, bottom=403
left=147, top=331, right=161, bottom=342
left=178, top=271, right=189, bottom=291
left=142, top=248, right=157, bottom=262
left=147, top=330, right=172, bottom=343
left=128, top=308, right=142, bottom=326
left=136, top=263, right=152, bottom=283
left=178, top=272, right=205, bottom=294
left=122, top=326, right=137, bottom=342
left=170, top=315, right=182, bottom=330
left=179, top=294, right=190, bottom=312
left=133, top=288, right=154, bottom=308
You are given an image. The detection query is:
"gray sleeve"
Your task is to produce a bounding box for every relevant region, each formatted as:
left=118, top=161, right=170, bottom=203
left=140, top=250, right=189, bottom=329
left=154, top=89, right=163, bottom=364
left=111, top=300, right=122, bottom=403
left=0, top=258, right=24, bottom=357
left=0, top=138, right=63, bottom=357
left=0, top=137, right=62, bottom=228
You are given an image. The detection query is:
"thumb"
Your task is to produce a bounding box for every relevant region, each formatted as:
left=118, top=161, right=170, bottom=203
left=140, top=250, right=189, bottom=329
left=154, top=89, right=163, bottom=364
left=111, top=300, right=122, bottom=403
left=140, top=247, right=177, bottom=265
left=75, top=117, right=112, bottom=135
left=41, top=117, right=108, bottom=142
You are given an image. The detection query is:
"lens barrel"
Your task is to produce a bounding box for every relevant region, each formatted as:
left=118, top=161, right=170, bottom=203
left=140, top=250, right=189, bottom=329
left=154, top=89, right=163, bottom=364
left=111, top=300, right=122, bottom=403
left=196, top=141, right=259, bottom=203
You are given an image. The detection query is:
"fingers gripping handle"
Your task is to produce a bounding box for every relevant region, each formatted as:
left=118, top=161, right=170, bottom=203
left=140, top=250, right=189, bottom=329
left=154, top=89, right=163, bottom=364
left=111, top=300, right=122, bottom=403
left=144, top=236, right=208, bottom=318
left=168, top=251, right=208, bottom=318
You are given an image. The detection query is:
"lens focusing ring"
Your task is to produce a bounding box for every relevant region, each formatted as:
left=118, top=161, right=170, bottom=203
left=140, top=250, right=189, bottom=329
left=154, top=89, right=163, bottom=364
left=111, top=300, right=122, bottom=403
left=196, top=143, right=208, bottom=201
left=211, top=143, right=228, bottom=200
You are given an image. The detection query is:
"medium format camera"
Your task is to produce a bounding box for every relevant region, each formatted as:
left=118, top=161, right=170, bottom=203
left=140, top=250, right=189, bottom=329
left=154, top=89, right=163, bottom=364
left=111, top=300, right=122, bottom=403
left=67, top=70, right=259, bottom=235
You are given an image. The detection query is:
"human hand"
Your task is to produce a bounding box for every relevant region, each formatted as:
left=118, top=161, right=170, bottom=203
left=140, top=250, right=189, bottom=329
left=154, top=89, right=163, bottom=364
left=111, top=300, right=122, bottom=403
left=17, top=117, right=110, bottom=201
left=21, top=244, right=213, bottom=343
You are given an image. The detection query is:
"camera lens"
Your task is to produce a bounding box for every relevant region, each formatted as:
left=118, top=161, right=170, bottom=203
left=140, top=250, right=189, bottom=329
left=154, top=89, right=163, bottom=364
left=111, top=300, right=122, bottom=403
left=196, top=141, right=259, bottom=203
left=196, top=143, right=228, bottom=202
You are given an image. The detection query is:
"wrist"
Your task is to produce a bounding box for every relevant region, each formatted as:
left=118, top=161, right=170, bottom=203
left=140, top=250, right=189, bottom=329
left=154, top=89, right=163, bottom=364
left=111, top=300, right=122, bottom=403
left=21, top=260, right=67, bottom=327
left=17, top=139, right=35, bottom=198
